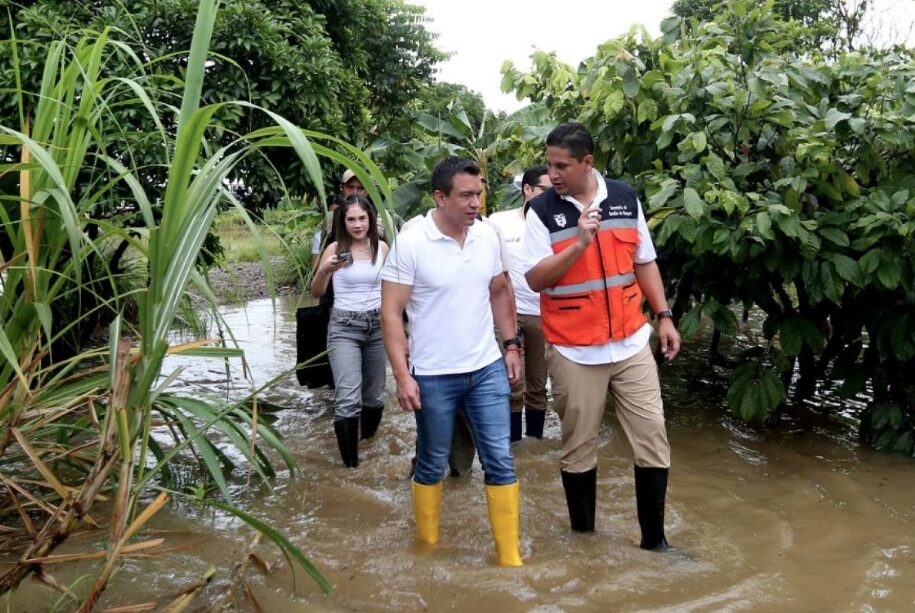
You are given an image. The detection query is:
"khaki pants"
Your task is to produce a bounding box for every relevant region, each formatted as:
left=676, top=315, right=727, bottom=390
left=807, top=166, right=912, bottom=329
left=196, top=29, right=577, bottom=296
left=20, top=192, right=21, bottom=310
left=547, top=343, right=670, bottom=472
left=508, top=314, right=548, bottom=413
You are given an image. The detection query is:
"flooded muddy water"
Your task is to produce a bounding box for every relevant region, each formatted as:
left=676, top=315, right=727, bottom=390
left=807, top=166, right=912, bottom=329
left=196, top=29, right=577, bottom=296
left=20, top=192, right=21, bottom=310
left=3, top=296, right=914, bottom=611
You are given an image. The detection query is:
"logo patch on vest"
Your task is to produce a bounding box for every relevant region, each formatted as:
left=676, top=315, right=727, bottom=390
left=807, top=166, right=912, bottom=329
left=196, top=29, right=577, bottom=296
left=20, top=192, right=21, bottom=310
left=553, top=213, right=567, bottom=228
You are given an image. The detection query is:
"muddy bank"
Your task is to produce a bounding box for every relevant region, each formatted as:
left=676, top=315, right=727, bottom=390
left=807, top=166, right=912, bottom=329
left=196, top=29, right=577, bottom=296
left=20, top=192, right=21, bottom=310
left=205, top=258, right=302, bottom=303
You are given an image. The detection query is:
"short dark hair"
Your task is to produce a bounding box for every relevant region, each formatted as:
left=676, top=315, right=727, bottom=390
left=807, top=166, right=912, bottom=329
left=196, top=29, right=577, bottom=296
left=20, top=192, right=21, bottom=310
left=431, top=156, right=481, bottom=195
left=521, top=165, right=548, bottom=190
left=546, top=122, right=593, bottom=160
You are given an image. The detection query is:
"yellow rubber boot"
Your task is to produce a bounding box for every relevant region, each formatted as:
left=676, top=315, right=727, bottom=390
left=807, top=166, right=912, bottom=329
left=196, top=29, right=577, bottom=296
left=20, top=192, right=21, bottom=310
left=485, top=481, right=523, bottom=566
left=412, top=480, right=443, bottom=545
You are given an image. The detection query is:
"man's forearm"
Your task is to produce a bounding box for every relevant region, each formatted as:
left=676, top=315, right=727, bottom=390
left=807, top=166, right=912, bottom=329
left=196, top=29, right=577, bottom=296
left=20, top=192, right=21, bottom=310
left=525, top=243, right=585, bottom=292
left=634, top=261, right=670, bottom=314
left=381, top=308, right=410, bottom=379
left=491, top=281, right=517, bottom=341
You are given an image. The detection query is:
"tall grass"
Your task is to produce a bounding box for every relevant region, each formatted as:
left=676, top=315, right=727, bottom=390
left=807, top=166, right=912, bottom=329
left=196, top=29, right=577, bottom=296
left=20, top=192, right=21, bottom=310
left=0, top=0, right=393, bottom=607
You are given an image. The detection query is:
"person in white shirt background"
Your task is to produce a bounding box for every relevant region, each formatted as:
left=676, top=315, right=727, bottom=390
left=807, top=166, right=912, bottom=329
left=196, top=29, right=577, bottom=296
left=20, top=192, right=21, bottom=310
left=488, top=165, right=552, bottom=442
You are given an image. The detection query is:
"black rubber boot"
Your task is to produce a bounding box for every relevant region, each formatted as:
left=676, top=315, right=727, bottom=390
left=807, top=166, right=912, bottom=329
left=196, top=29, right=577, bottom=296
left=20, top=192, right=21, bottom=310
left=525, top=409, right=546, bottom=439
left=560, top=468, right=596, bottom=532
left=634, top=465, right=668, bottom=550
left=510, top=411, right=522, bottom=443
left=333, top=418, right=360, bottom=467
left=360, top=405, right=384, bottom=440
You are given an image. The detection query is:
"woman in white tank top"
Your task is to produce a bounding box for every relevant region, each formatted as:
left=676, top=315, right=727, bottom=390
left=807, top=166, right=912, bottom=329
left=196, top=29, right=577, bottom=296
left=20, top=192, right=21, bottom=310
left=311, top=195, right=388, bottom=467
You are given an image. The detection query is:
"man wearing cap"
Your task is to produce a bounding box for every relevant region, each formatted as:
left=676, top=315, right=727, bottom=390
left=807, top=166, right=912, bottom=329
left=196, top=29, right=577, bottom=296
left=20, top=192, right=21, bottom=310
left=340, top=168, right=368, bottom=198
left=523, top=122, right=681, bottom=550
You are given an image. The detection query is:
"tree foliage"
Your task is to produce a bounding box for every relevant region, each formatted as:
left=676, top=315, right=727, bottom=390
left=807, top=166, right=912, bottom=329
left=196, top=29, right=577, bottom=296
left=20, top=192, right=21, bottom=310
left=502, top=0, right=915, bottom=454
left=383, top=99, right=555, bottom=219
left=1, top=0, right=444, bottom=210
left=672, top=0, right=872, bottom=52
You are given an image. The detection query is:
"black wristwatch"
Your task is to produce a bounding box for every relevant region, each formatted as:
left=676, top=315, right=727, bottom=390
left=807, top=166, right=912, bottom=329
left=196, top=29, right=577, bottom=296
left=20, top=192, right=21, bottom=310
left=655, top=309, right=673, bottom=320
left=502, top=337, right=522, bottom=350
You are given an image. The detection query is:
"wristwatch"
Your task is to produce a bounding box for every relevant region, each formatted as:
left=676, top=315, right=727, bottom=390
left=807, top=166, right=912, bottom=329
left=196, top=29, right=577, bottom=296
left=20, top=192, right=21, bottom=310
left=502, top=337, right=522, bottom=350
left=655, top=309, right=673, bottom=320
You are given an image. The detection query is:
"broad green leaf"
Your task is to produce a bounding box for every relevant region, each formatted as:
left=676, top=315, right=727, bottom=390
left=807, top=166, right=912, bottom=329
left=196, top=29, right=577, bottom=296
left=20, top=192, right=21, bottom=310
left=760, top=368, right=786, bottom=409
left=820, top=261, right=842, bottom=304
left=648, top=179, right=679, bottom=209
left=415, top=112, right=467, bottom=140
left=755, top=211, right=773, bottom=239
left=819, top=227, right=849, bottom=247
left=825, top=253, right=862, bottom=286
left=704, top=152, right=726, bottom=181
left=637, top=99, right=658, bottom=124
left=790, top=177, right=807, bottom=193
left=767, top=109, right=795, bottom=127
left=877, top=258, right=902, bottom=289
left=842, top=171, right=860, bottom=197
left=823, top=108, right=852, bottom=129
left=719, top=190, right=746, bottom=216
left=779, top=317, right=804, bottom=357
left=775, top=215, right=801, bottom=239
left=656, top=129, right=675, bottom=149
left=707, top=301, right=738, bottom=335
left=622, top=68, right=640, bottom=98
left=858, top=249, right=882, bottom=274
left=603, top=90, right=625, bottom=119
left=727, top=361, right=783, bottom=424
left=683, top=187, right=706, bottom=219
left=678, top=306, right=703, bottom=338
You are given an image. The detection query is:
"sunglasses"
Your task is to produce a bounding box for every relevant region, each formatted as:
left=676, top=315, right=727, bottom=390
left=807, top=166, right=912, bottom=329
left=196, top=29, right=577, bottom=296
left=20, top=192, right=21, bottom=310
left=532, top=183, right=552, bottom=191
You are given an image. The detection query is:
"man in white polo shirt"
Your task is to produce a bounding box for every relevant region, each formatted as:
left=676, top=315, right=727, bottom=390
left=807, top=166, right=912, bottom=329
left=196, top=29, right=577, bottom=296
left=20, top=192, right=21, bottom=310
left=381, top=156, right=523, bottom=566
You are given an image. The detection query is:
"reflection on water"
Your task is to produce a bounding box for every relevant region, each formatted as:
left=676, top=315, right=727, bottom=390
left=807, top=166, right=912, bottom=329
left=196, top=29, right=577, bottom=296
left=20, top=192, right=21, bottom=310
left=3, top=297, right=913, bottom=612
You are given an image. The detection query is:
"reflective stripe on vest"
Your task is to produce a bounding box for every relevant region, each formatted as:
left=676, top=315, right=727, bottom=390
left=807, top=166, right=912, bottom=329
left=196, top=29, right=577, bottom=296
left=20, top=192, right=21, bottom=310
left=541, top=272, right=636, bottom=295
left=548, top=218, right=639, bottom=245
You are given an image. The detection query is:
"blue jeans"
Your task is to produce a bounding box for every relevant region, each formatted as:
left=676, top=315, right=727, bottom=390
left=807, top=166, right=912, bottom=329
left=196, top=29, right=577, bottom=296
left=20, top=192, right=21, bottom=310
left=413, top=359, right=516, bottom=486
left=327, top=308, right=386, bottom=420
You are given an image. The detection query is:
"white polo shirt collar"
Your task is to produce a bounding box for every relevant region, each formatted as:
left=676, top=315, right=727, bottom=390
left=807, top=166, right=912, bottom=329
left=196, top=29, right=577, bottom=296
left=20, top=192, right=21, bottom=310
left=420, top=209, right=481, bottom=246
left=560, top=169, right=607, bottom=211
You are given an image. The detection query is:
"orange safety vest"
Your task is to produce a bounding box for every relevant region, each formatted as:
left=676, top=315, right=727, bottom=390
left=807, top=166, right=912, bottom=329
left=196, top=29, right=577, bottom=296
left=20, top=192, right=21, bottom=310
left=529, top=179, right=648, bottom=346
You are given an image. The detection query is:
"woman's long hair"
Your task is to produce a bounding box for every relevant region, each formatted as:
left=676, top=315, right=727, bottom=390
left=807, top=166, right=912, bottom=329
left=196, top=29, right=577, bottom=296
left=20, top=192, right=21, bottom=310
left=333, top=195, right=380, bottom=264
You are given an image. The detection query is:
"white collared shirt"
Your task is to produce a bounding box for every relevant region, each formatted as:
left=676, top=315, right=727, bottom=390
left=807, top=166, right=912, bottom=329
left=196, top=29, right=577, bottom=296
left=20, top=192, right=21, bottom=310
left=521, top=169, right=656, bottom=365
left=488, top=207, right=540, bottom=316
left=382, top=210, right=503, bottom=375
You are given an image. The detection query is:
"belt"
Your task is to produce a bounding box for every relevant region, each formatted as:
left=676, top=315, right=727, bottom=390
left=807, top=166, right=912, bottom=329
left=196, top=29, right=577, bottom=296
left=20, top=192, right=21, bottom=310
left=331, top=307, right=381, bottom=318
